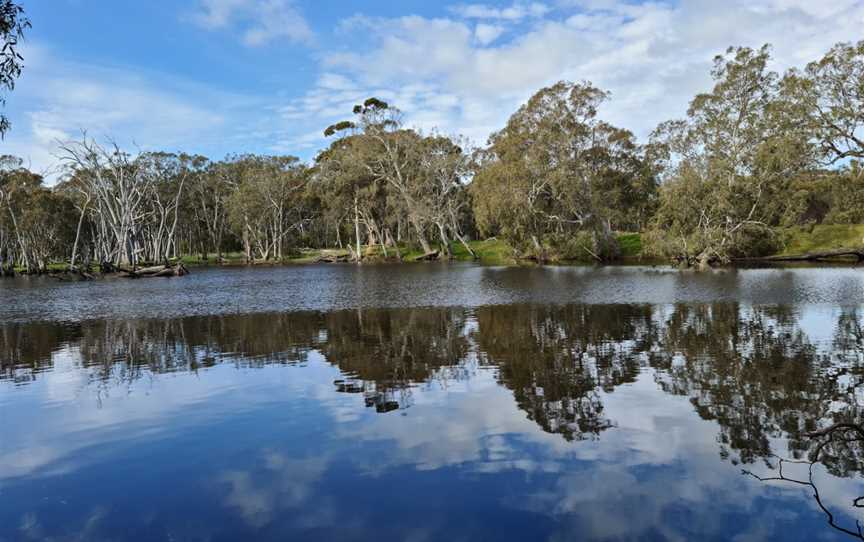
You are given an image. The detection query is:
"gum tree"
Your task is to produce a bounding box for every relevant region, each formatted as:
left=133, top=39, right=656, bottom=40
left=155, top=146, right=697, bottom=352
left=648, top=46, right=817, bottom=267
left=0, top=0, right=28, bottom=136
left=472, top=81, right=648, bottom=261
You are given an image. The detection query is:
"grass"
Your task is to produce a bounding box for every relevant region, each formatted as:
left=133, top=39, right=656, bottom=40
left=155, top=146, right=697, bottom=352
left=11, top=261, right=72, bottom=273
left=617, top=233, right=643, bottom=259
left=777, top=224, right=864, bottom=255
left=452, top=238, right=517, bottom=264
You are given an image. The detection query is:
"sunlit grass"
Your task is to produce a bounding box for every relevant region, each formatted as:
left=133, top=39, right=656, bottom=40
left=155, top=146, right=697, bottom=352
left=617, top=233, right=643, bottom=259
left=778, top=224, right=864, bottom=255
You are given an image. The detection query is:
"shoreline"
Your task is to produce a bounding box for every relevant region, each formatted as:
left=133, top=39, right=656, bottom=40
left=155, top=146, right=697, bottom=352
left=5, top=224, right=864, bottom=277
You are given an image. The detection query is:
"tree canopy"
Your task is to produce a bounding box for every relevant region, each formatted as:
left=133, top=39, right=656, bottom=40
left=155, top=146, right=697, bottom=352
left=2, top=39, right=864, bottom=273
left=0, top=0, right=28, bottom=137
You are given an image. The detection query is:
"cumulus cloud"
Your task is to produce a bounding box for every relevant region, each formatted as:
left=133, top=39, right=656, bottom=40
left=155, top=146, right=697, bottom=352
left=190, top=0, right=314, bottom=46
left=1, top=45, right=253, bottom=180
left=7, top=0, right=864, bottom=182
left=450, top=2, right=551, bottom=20
left=474, top=23, right=506, bottom=45
left=310, top=0, right=864, bottom=149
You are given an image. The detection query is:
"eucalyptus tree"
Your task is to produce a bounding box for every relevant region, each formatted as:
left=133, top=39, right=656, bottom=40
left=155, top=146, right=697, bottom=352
left=314, top=133, right=393, bottom=261
left=0, top=154, right=32, bottom=271
left=58, top=137, right=151, bottom=267
left=323, top=99, right=435, bottom=256
left=781, top=40, right=864, bottom=164
left=471, top=81, right=647, bottom=261
left=0, top=0, right=28, bottom=137
left=224, top=154, right=311, bottom=262
left=319, top=99, right=481, bottom=260
left=55, top=170, right=93, bottom=270
left=0, top=156, right=76, bottom=273
left=416, top=134, right=476, bottom=258
left=137, top=152, right=206, bottom=262
left=184, top=158, right=230, bottom=260
left=648, top=46, right=817, bottom=267
left=58, top=137, right=203, bottom=268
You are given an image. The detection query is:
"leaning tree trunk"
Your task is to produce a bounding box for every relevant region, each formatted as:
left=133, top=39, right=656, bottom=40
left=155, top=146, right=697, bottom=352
left=435, top=221, right=452, bottom=259
left=531, top=235, right=545, bottom=263
left=592, top=218, right=620, bottom=261
left=70, top=195, right=91, bottom=270
left=353, top=195, right=362, bottom=263
left=408, top=214, right=432, bottom=255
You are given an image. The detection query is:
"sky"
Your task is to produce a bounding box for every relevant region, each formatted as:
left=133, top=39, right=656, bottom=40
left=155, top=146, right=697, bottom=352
left=2, top=0, right=864, bottom=180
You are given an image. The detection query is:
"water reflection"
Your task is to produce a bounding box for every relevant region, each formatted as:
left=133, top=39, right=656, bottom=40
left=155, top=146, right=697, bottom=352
left=2, top=302, right=864, bottom=540
left=4, top=304, right=864, bottom=460
left=474, top=304, right=657, bottom=441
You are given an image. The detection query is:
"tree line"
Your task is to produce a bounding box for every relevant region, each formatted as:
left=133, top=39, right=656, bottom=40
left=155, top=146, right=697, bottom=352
left=2, top=39, right=864, bottom=273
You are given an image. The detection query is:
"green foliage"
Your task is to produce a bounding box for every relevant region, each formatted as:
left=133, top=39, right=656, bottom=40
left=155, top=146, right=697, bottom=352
left=647, top=45, right=818, bottom=266
left=781, top=40, right=864, bottom=164
left=471, top=81, right=658, bottom=262
left=314, top=99, right=477, bottom=261
left=323, top=121, right=355, bottom=137
left=222, top=154, right=311, bottom=261
left=0, top=1, right=28, bottom=136
left=823, top=164, right=864, bottom=225
left=7, top=40, right=864, bottom=272
left=0, top=156, right=77, bottom=272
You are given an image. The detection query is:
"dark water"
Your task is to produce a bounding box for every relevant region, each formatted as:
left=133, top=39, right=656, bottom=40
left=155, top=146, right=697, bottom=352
left=1, top=265, right=864, bottom=541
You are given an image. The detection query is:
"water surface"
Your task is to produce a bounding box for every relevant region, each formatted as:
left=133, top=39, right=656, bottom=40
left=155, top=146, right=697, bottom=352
left=1, top=265, right=863, bottom=541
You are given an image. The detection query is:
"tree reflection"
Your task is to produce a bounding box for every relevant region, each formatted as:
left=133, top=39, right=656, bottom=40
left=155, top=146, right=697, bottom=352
left=474, top=304, right=657, bottom=441
left=322, top=307, right=471, bottom=413
left=0, top=313, right=323, bottom=387
left=2, top=303, right=864, bottom=466
left=744, top=423, right=864, bottom=540
left=652, top=304, right=864, bottom=468
left=653, top=303, right=821, bottom=463
left=0, top=322, right=82, bottom=384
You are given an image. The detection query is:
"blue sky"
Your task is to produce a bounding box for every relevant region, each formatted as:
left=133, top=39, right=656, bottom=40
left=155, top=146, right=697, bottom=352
left=3, top=0, right=864, bottom=179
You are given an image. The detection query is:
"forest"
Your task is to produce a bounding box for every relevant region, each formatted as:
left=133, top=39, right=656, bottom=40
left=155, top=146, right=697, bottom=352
left=2, top=1, right=864, bottom=273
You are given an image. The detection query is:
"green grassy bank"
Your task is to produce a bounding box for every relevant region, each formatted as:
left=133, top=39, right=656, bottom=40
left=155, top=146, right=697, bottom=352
left=173, top=238, right=519, bottom=267
left=776, top=224, right=864, bottom=256
left=15, top=226, right=864, bottom=274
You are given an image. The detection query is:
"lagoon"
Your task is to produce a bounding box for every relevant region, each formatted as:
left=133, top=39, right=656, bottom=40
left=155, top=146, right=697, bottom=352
left=1, top=265, right=863, bottom=541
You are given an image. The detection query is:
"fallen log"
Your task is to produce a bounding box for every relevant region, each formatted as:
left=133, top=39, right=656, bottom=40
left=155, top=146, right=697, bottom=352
left=53, top=266, right=95, bottom=281
left=136, top=265, right=171, bottom=275
left=152, top=264, right=188, bottom=277
left=117, top=263, right=190, bottom=278
left=414, top=250, right=440, bottom=262
left=316, top=253, right=350, bottom=263
left=734, top=247, right=864, bottom=263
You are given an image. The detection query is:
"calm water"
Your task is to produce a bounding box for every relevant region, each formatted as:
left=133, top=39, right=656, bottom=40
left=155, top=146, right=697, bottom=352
left=1, top=265, right=863, bottom=541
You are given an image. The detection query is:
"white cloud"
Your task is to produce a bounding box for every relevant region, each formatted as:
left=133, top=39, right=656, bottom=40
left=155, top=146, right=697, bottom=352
left=310, top=0, right=864, bottom=149
left=191, top=0, right=248, bottom=28
left=474, top=23, right=506, bottom=45
left=190, top=0, right=314, bottom=46
left=450, top=2, right=551, bottom=20
left=1, top=45, right=260, bottom=181
left=7, top=1, right=864, bottom=181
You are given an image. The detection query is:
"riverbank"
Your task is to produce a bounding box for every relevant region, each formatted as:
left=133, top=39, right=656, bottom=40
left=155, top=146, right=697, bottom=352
left=6, top=226, right=863, bottom=276
left=776, top=224, right=864, bottom=256
left=174, top=238, right=521, bottom=267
